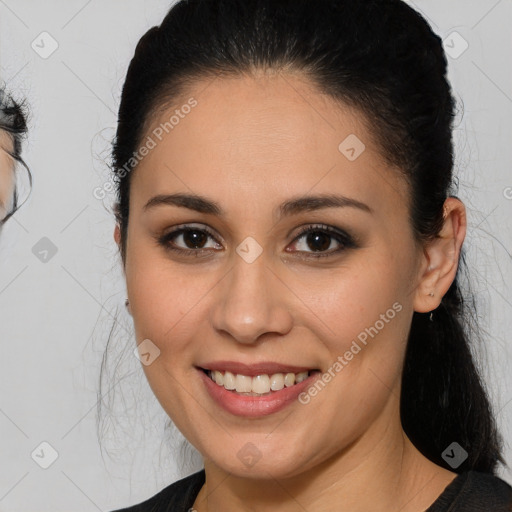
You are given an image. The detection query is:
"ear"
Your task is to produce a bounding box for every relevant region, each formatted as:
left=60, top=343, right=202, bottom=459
left=114, top=223, right=121, bottom=246
left=114, top=223, right=130, bottom=310
left=413, top=197, right=467, bottom=313
left=0, top=148, right=15, bottom=219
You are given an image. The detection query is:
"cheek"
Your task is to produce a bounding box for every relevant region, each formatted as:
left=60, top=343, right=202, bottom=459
left=124, top=238, right=216, bottom=376
left=295, top=250, right=413, bottom=391
left=127, top=262, right=196, bottom=348
left=301, top=253, right=409, bottom=340
left=125, top=255, right=205, bottom=416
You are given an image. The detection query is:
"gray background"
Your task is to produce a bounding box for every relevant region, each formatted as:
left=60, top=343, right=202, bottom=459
left=0, top=1, right=511, bottom=510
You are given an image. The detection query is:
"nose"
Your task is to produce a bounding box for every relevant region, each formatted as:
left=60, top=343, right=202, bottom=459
left=211, top=253, right=293, bottom=345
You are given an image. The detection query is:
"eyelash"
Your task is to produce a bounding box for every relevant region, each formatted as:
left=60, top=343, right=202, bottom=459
left=157, top=223, right=356, bottom=259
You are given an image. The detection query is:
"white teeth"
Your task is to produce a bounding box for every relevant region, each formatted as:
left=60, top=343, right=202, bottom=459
left=284, top=372, right=295, bottom=387
left=223, top=371, right=236, bottom=390
left=207, top=370, right=312, bottom=394
left=235, top=374, right=253, bottom=393
left=270, top=373, right=285, bottom=391
left=252, top=374, right=271, bottom=394
left=213, top=370, right=224, bottom=386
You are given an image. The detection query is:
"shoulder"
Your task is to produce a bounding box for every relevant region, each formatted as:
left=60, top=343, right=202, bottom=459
left=429, top=470, right=512, bottom=511
left=459, top=471, right=512, bottom=506
left=110, top=470, right=206, bottom=512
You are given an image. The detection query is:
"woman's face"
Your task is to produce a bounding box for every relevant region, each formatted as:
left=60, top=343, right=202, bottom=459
left=0, top=132, right=15, bottom=222
left=119, top=72, right=427, bottom=478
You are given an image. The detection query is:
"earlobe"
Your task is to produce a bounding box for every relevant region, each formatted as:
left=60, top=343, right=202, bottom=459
left=413, top=197, right=467, bottom=313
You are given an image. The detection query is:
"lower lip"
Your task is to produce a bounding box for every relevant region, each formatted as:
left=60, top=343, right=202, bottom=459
left=198, top=368, right=320, bottom=418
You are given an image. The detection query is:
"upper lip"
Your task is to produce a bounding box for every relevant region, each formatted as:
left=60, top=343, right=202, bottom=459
left=198, top=361, right=317, bottom=377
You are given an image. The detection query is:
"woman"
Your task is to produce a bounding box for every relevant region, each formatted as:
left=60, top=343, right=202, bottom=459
left=108, top=0, right=512, bottom=510
left=0, top=87, right=29, bottom=227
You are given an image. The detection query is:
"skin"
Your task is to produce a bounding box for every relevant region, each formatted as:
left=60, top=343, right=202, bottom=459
left=0, top=131, right=15, bottom=221
left=115, top=71, right=467, bottom=511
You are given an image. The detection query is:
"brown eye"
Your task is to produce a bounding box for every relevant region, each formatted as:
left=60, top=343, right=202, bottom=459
left=158, top=224, right=222, bottom=256
left=157, top=223, right=356, bottom=260
left=288, top=224, right=356, bottom=258
left=174, top=229, right=209, bottom=249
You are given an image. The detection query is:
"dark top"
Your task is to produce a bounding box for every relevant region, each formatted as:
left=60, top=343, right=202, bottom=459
left=111, top=469, right=512, bottom=511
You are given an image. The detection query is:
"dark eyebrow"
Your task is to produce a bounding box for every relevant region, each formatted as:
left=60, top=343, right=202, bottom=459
left=279, top=194, right=372, bottom=216
left=143, top=193, right=372, bottom=217
left=144, top=193, right=222, bottom=215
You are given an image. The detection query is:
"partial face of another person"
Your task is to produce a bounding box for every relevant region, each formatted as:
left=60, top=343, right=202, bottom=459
left=117, top=72, right=435, bottom=479
left=0, top=131, right=15, bottom=222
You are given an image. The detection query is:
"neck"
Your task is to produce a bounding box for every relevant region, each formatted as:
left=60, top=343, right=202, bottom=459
left=193, top=398, right=457, bottom=512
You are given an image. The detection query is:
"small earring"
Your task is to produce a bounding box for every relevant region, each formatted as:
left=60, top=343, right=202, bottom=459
left=125, top=299, right=130, bottom=308
left=429, top=311, right=434, bottom=322
left=429, top=291, right=435, bottom=297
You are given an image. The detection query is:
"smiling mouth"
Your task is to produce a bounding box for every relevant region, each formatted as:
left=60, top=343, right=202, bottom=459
left=201, top=368, right=321, bottom=396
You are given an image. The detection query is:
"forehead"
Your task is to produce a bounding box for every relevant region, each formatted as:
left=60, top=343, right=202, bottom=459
left=131, top=73, right=407, bottom=214
left=149, top=72, right=372, bottom=159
